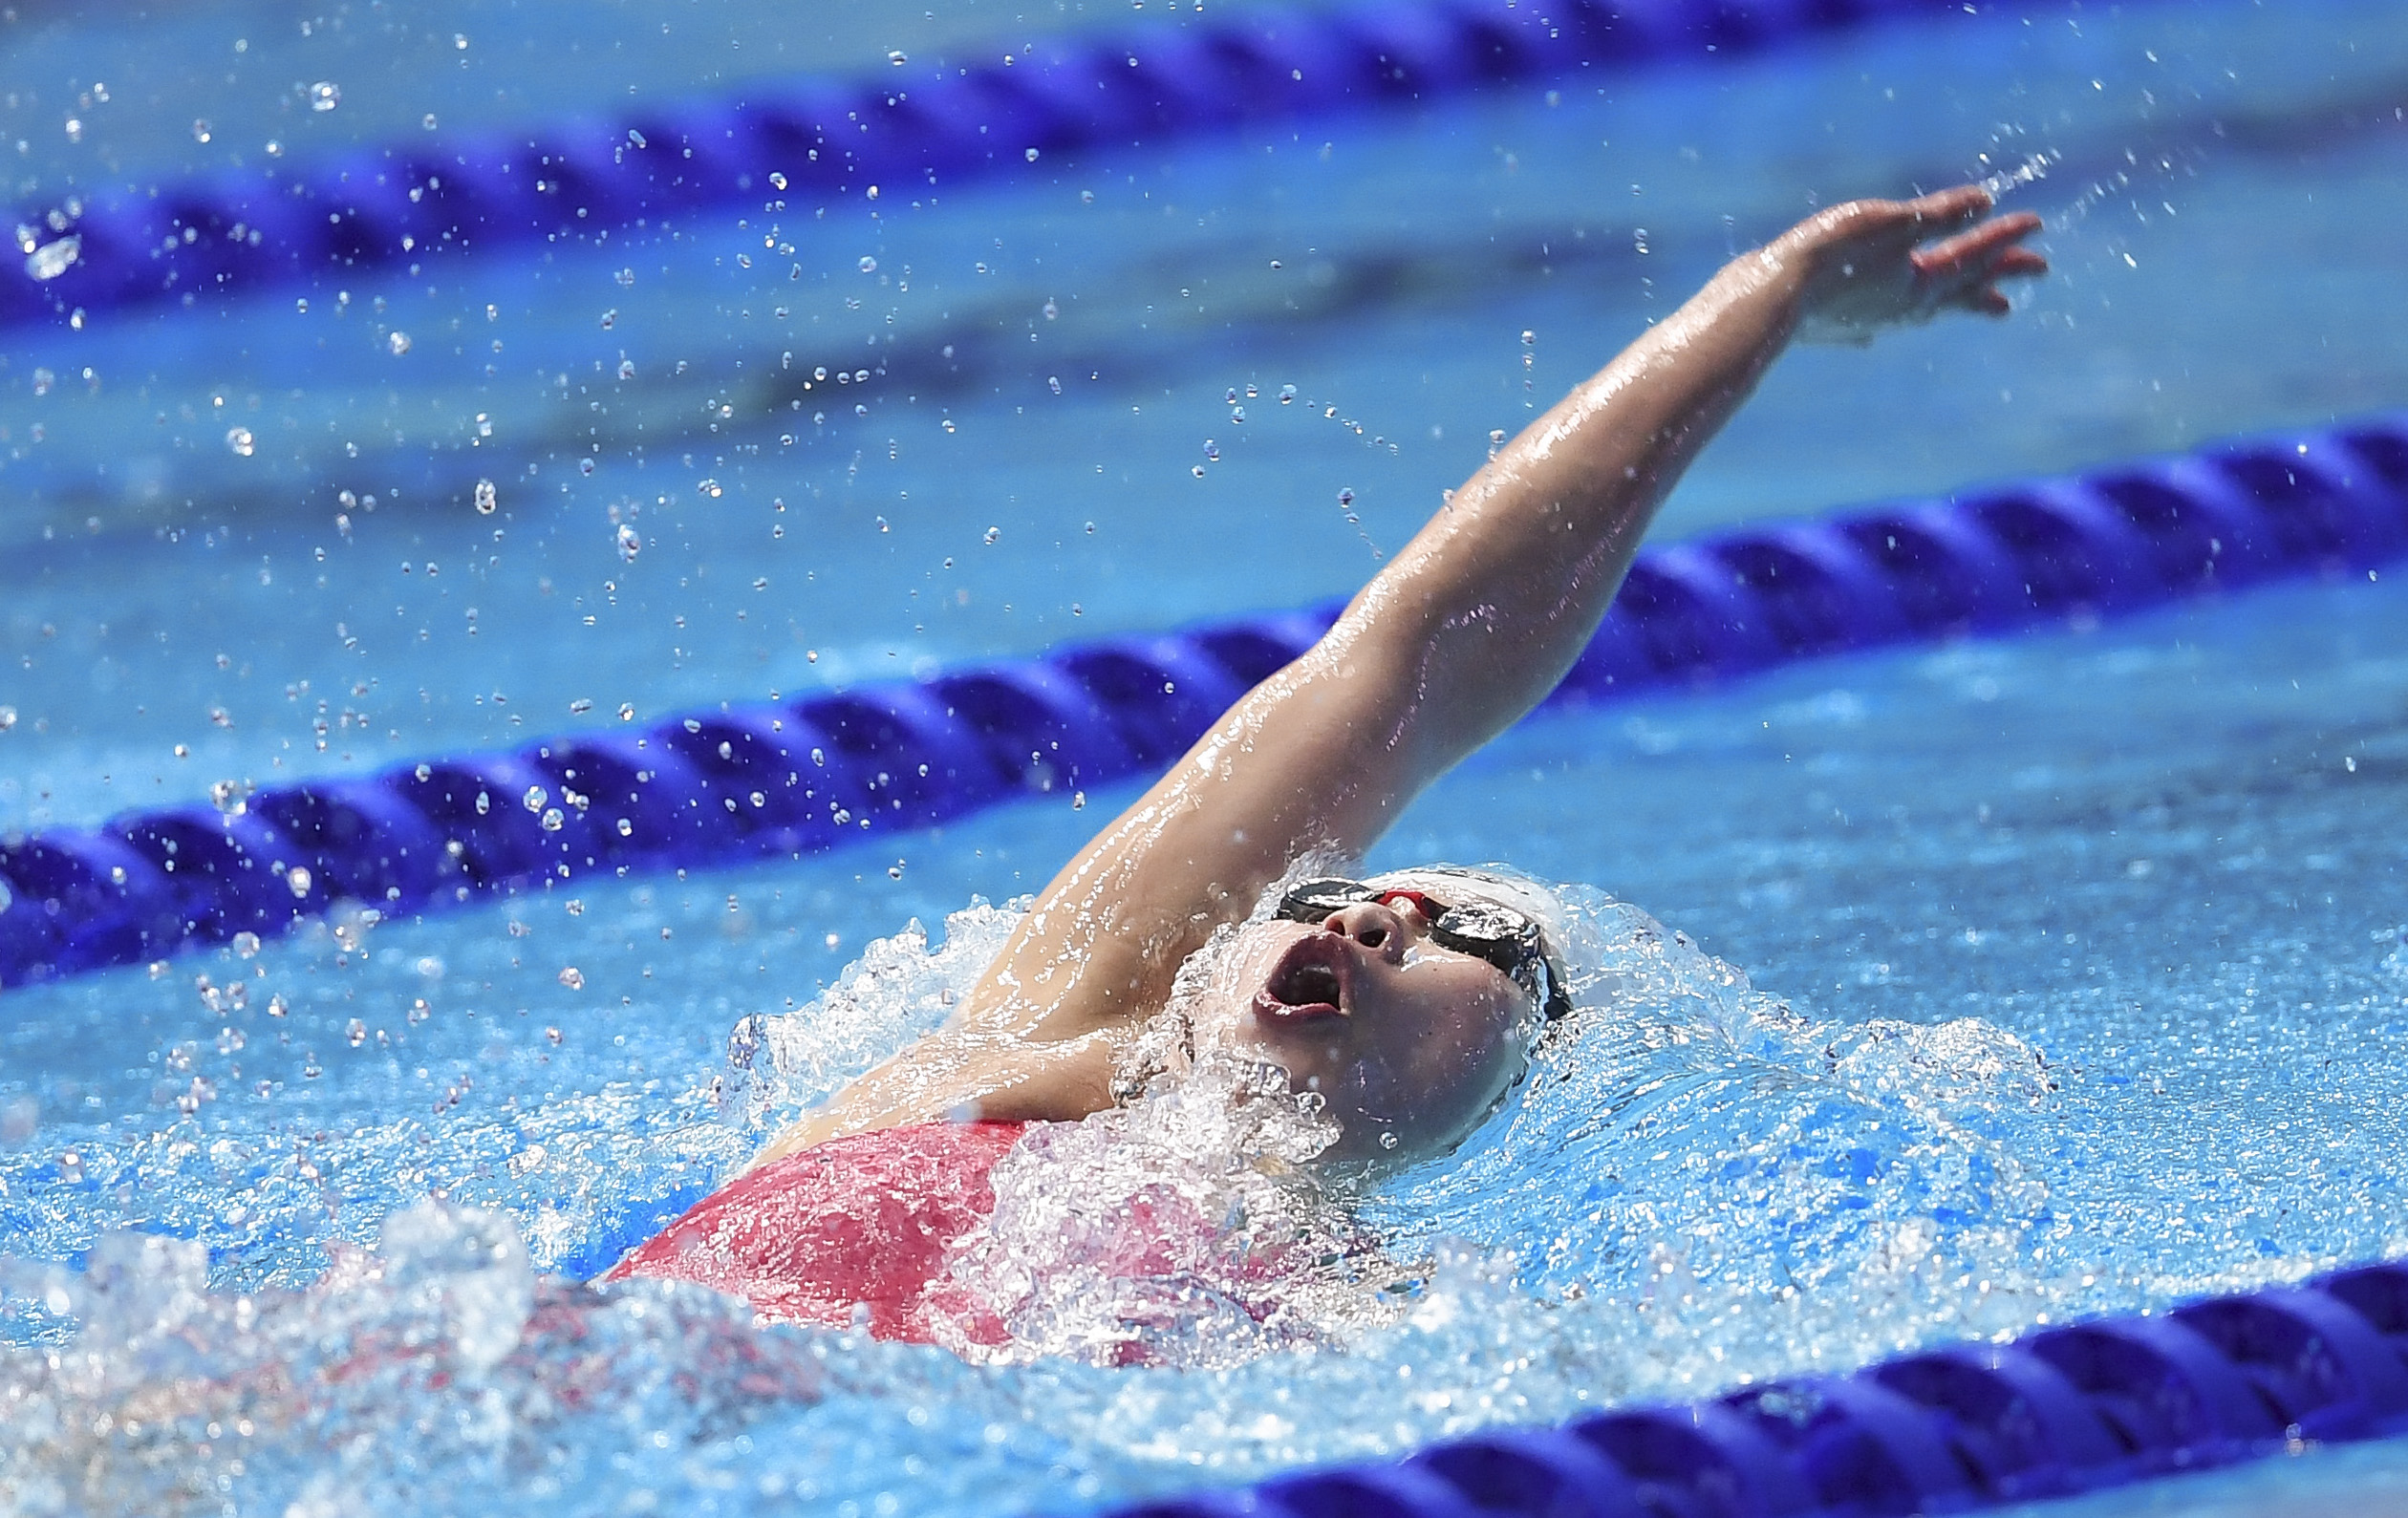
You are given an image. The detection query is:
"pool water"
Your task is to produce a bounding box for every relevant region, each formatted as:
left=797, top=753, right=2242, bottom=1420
left=4, top=0, right=2408, bottom=1513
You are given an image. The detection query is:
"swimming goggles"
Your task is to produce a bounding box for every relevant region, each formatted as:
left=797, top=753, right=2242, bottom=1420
left=1273, top=877, right=1573, bottom=1022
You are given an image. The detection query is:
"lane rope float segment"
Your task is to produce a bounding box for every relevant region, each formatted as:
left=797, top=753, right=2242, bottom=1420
left=3, top=410, right=2403, bottom=990
left=1103, top=1258, right=2408, bottom=1518
left=9, top=0, right=2080, bottom=331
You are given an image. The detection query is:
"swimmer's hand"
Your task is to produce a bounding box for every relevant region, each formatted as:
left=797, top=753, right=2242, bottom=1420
left=1786, top=184, right=2047, bottom=345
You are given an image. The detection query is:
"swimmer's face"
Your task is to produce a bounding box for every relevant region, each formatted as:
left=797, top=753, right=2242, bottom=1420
left=1197, top=893, right=1536, bottom=1162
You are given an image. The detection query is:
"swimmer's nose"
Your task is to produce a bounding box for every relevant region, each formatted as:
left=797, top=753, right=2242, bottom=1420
left=1316, top=901, right=1413, bottom=962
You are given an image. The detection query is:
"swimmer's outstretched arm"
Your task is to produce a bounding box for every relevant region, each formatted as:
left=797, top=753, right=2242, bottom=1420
left=761, top=184, right=2043, bottom=1155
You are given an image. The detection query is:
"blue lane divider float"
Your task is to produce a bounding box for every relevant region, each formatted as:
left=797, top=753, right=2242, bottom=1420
left=1109, top=1259, right=2408, bottom=1518
left=3, top=411, right=2404, bottom=990
left=8, top=0, right=2084, bottom=331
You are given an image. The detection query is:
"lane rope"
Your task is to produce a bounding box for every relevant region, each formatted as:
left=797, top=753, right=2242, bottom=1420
left=8, top=0, right=2072, bottom=331
left=1107, top=1257, right=2408, bottom=1518
left=5, top=411, right=2402, bottom=989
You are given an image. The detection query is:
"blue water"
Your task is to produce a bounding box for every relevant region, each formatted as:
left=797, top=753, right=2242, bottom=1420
left=4, top=0, right=2408, bottom=1512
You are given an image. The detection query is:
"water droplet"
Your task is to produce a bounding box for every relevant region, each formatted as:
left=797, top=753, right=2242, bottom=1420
left=983, top=525, right=1000, bottom=545
left=618, top=702, right=636, bottom=722
left=540, top=806, right=565, bottom=832
left=231, top=931, right=262, bottom=958
left=25, top=236, right=80, bottom=281
left=346, top=1018, right=367, bottom=1047
left=386, top=331, right=412, bottom=355
left=473, top=479, right=498, bottom=514
left=225, top=426, right=255, bottom=457
left=557, top=967, right=585, bottom=990
left=1338, top=487, right=1355, bottom=506
left=1279, top=384, right=1297, bottom=403
left=1202, top=440, right=1219, bottom=461
left=1071, top=791, right=1086, bottom=809
left=1379, top=1130, right=1400, bottom=1149
left=769, top=172, right=788, bottom=191
left=857, top=255, right=878, bottom=274
left=191, top=118, right=212, bottom=143
left=579, top=458, right=595, bottom=476
left=887, top=49, right=908, bottom=65
left=616, top=524, right=641, bottom=561
left=1024, top=146, right=1041, bottom=162
left=615, top=817, right=634, bottom=837
left=308, top=81, right=341, bottom=113
left=285, top=866, right=312, bottom=898
left=421, top=113, right=438, bottom=130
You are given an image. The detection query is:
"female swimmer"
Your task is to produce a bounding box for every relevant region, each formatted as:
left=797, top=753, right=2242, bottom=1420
left=605, top=182, right=2049, bottom=1340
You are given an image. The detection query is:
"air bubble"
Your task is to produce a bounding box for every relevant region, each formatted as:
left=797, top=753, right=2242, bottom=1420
left=308, top=81, right=341, bottom=112
left=386, top=331, right=412, bottom=356
left=557, top=967, right=585, bottom=990
left=859, top=256, right=877, bottom=274
left=225, top=426, right=255, bottom=457
left=473, top=479, right=498, bottom=514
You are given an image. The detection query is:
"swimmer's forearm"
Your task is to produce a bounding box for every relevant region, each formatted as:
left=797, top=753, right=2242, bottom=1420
left=1343, top=184, right=2041, bottom=770
left=1339, top=239, right=1815, bottom=763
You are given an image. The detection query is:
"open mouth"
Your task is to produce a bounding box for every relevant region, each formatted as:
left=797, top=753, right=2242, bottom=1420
left=1254, top=933, right=1350, bottom=1023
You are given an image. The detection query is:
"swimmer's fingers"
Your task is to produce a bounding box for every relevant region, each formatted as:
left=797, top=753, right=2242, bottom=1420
left=1913, top=214, right=2048, bottom=316
left=1784, top=185, right=2042, bottom=335
left=1910, top=212, right=2044, bottom=280
left=1894, top=183, right=1998, bottom=236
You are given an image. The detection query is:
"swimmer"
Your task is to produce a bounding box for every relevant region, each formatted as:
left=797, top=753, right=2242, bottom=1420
left=608, top=184, right=2047, bottom=1338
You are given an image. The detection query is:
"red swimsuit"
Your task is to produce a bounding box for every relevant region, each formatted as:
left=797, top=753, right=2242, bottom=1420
left=600, top=1121, right=1027, bottom=1344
